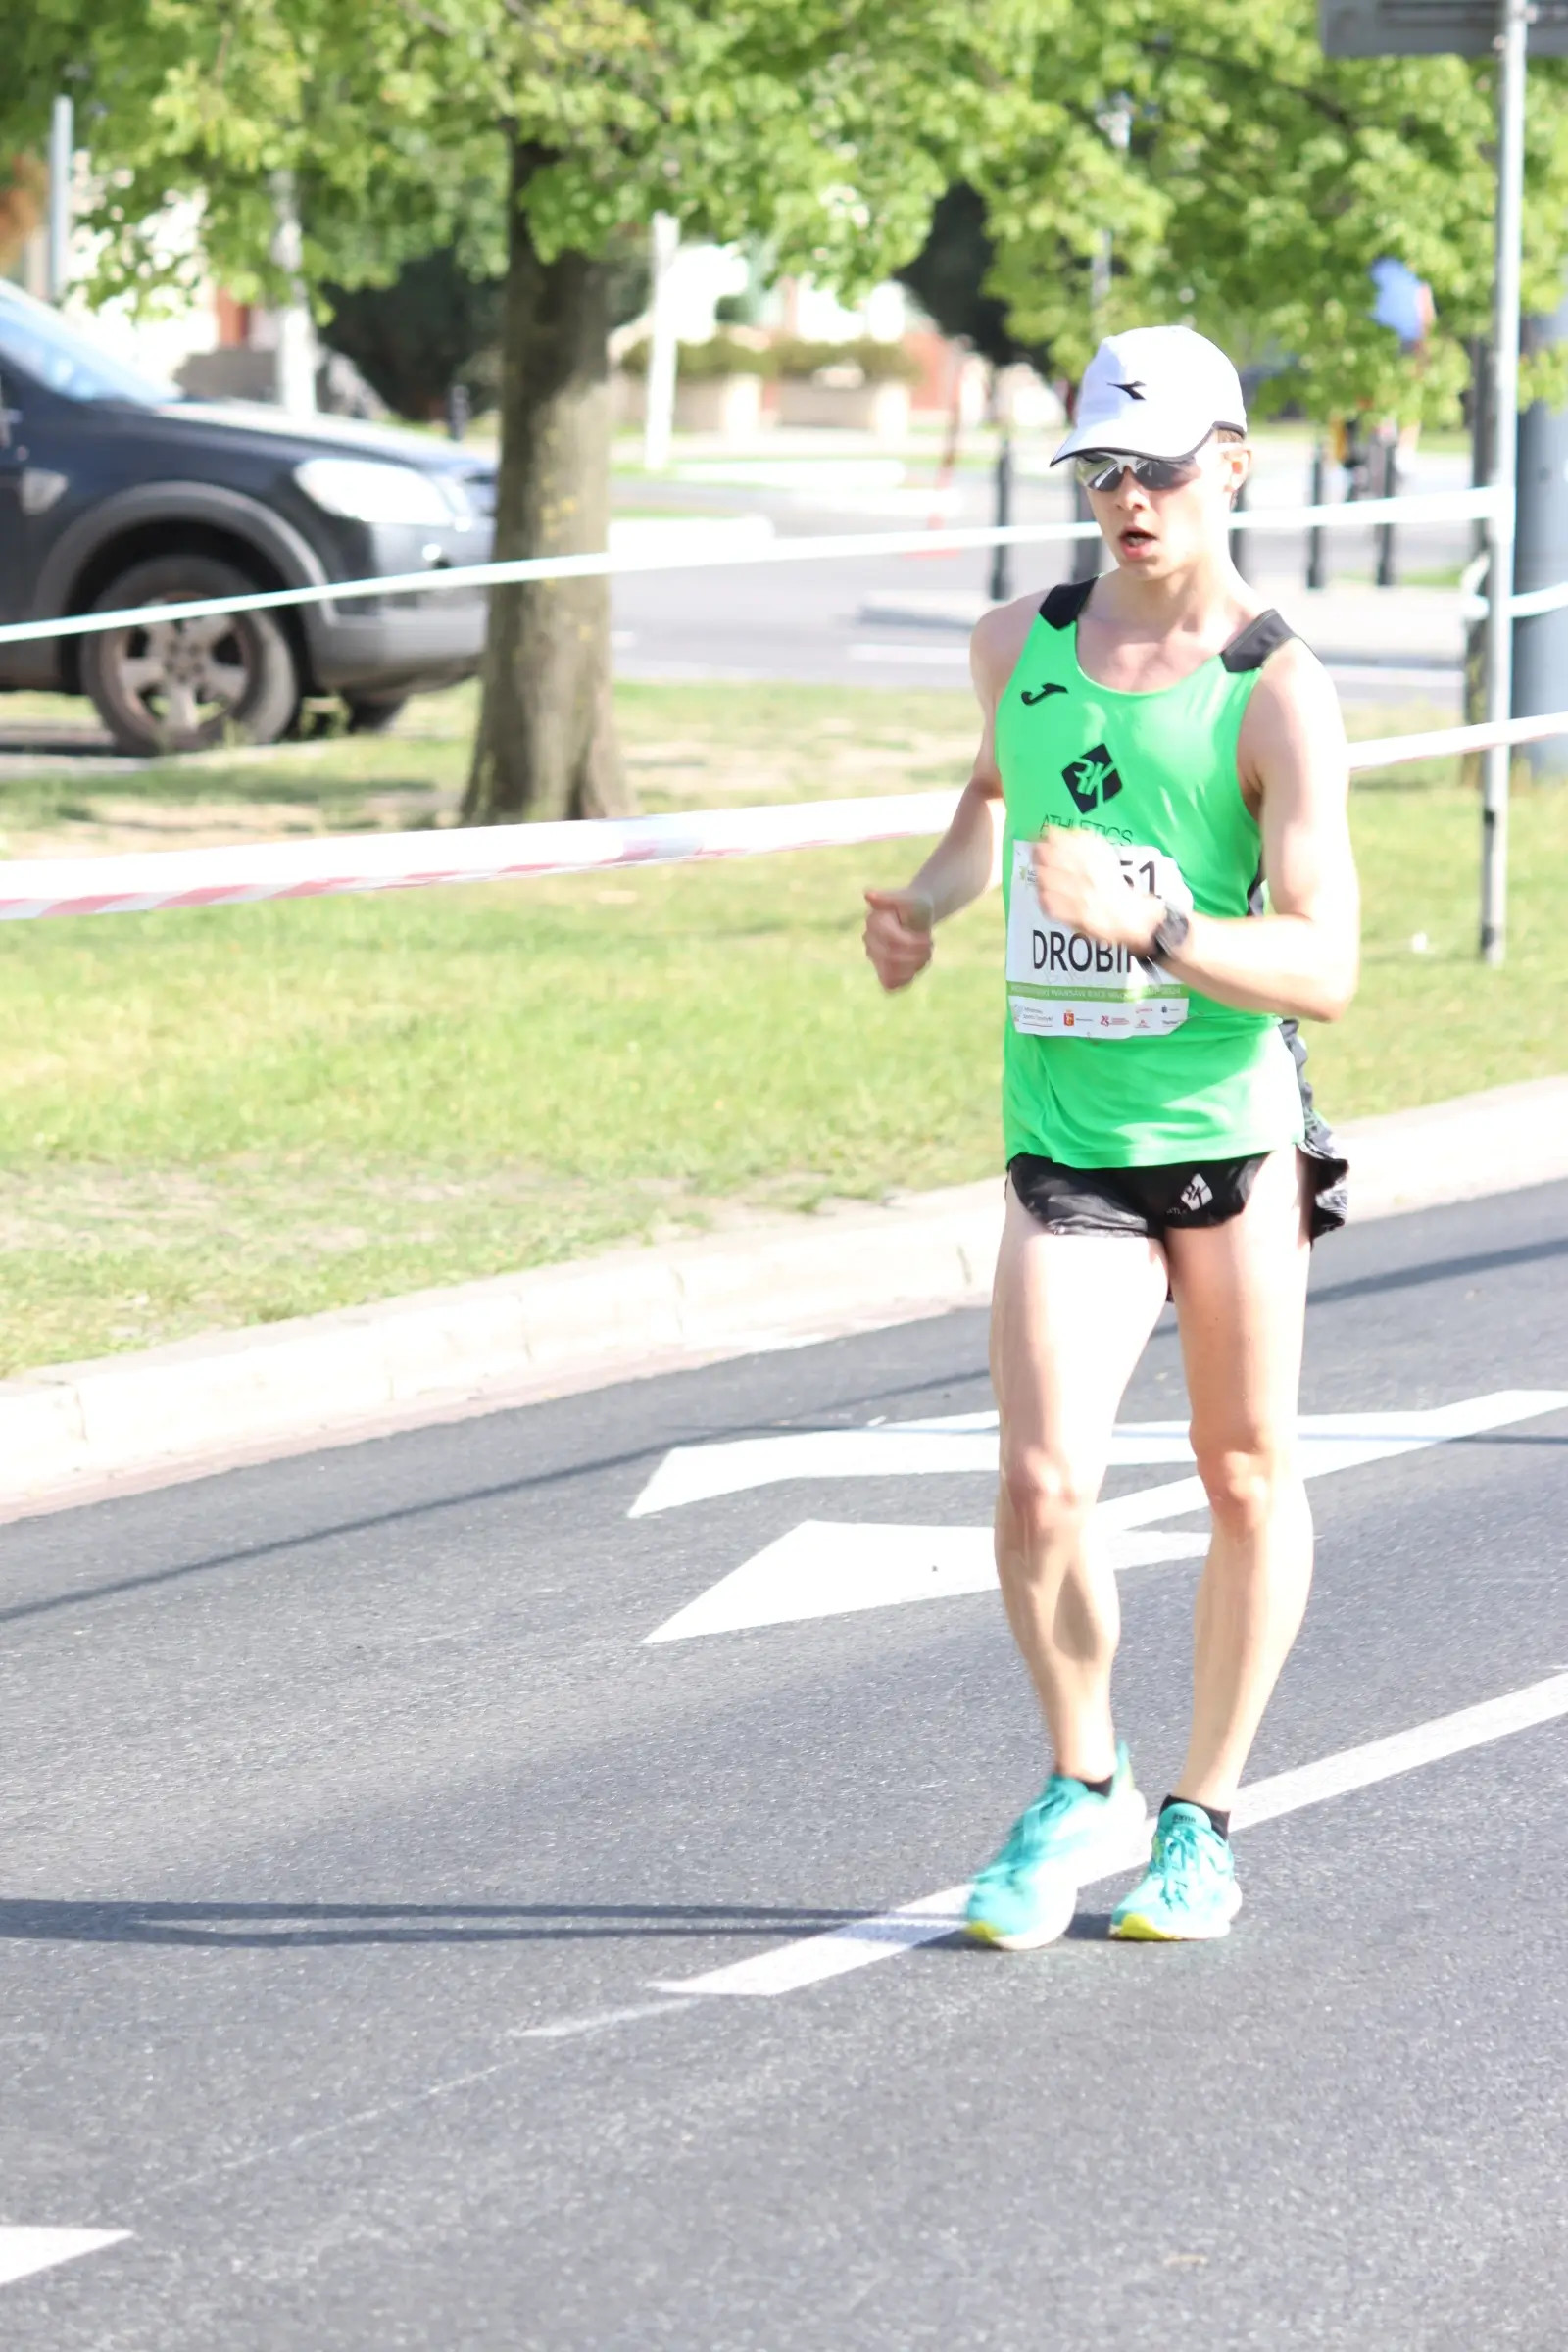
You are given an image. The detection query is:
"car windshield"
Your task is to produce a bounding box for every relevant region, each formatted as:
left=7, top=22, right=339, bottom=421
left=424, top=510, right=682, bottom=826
left=0, top=285, right=177, bottom=407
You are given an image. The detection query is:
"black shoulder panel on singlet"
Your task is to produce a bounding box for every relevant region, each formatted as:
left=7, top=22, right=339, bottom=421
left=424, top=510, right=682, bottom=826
left=1221, top=609, right=1296, bottom=672
left=1040, top=579, right=1096, bottom=629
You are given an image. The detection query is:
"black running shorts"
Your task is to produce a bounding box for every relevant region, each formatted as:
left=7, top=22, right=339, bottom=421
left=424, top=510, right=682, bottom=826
left=1008, top=1152, right=1267, bottom=1241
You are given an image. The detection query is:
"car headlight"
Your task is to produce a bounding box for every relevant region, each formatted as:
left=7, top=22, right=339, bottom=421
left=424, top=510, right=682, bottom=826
left=294, top=457, right=456, bottom=528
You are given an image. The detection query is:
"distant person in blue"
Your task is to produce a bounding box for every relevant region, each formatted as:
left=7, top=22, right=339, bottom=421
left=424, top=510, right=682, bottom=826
left=1370, top=257, right=1436, bottom=355
left=1347, top=260, right=1436, bottom=490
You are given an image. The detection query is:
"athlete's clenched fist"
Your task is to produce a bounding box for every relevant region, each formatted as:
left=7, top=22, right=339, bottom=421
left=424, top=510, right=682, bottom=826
left=1029, top=826, right=1160, bottom=956
left=862, top=887, right=935, bottom=991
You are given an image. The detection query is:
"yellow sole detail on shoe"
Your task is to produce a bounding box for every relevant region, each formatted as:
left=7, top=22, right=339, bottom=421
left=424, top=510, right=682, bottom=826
left=1108, top=1913, right=1175, bottom=1942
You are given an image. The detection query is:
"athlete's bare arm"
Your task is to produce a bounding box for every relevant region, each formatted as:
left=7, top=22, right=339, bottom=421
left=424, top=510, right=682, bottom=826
left=862, top=599, right=1030, bottom=993
left=1029, top=639, right=1359, bottom=1023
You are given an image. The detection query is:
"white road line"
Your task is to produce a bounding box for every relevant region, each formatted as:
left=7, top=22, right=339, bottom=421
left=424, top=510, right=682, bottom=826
left=517, top=1999, right=698, bottom=2042
left=644, top=1520, right=1206, bottom=1643
left=0, top=2229, right=129, bottom=2289
left=652, top=1670, right=1568, bottom=1998
left=631, top=1393, right=1568, bottom=1518
left=847, top=642, right=972, bottom=666
left=641, top=1393, right=1568, bottom=1642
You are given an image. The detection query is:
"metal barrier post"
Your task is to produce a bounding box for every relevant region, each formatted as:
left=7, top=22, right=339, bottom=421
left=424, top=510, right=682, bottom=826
left=47, top=97, right=73, bottom=303
left=1230, top=472, right=1250, bottom=580
left=1376, top=434, right=1398, bottom=587
left=1481, top=0, right=1529, bottom=965
left=988, top=432, right=1014, bottom=605
left=1307, top=444, right=1326, bottom=590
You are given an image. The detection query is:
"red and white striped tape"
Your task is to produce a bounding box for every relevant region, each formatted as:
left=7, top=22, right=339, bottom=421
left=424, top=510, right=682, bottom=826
left=0, top=710, right=1559, bottom=924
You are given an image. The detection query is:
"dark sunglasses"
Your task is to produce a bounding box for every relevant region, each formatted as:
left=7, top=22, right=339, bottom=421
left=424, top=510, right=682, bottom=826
left=1072, top=449, right=1206, bottom=493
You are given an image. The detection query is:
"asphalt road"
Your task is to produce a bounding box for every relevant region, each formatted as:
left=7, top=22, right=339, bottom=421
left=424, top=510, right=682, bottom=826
left=2, top=1180, right=1566, bottom=2347
left=0, top=444, right=1467, bottom=765
left=610, top=455, right=1470, bottom=708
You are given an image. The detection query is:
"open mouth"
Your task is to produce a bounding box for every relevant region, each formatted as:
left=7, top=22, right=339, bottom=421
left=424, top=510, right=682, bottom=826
left=1119, top=526, right=1157, bottom=555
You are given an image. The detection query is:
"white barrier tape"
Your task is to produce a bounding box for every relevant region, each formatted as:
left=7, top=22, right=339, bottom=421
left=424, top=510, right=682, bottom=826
left=0, top=484, right=1507, bottom=652
left=1345, top=708, right=1568, bottom=769
left=0, top=702, right=1560, bottom=925
left=1497, top=577, right=1568, bottom=622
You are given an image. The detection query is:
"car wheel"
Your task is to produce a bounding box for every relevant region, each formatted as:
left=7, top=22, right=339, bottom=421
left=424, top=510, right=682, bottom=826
left=81, top=555, right=299, bottom=756
left=344, top=695, right=409, bottom=735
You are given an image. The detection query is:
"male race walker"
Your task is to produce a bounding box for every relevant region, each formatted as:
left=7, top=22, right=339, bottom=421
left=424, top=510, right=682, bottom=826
left=863, top=326, right=1358, bottom=1943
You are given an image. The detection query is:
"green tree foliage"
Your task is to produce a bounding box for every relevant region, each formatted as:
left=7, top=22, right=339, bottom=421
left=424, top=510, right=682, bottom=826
left=12, top=0, right=1568, bottom=817
left=7, top=1, right=986, bottom=817
left=974, top=0, right=1568, bottom=425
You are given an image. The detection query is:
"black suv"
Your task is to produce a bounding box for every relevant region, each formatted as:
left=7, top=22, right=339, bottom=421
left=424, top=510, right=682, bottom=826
left=0, top=279, right=495, bottom=753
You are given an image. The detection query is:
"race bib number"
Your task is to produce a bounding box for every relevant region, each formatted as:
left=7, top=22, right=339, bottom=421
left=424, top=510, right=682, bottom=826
left=1006, top=840, right=1192, bottom=1039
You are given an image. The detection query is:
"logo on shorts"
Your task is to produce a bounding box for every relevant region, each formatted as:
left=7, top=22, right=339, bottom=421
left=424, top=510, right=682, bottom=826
left=1178, top=1174, right=1214, bottom=1213
left=1060, top=742, right=1123, bottom=814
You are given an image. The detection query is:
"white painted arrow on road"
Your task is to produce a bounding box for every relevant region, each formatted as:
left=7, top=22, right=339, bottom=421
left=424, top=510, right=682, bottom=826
left=0, top=2229, right=128, bottom=2289
left=642, top=1390, right=1568, bottom=1643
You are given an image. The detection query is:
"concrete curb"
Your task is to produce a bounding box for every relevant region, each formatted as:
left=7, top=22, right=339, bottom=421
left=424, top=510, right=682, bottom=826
left=3, top=1073, right=1567, bottom=1523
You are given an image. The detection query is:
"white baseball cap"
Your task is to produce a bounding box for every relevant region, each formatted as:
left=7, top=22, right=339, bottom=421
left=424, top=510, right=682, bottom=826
left=1052, top=325, right=1247, bottom=466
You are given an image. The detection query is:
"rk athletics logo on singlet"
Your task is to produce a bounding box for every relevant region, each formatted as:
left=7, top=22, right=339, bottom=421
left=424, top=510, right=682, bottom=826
left=1060, top=741, right=1123, bottom=815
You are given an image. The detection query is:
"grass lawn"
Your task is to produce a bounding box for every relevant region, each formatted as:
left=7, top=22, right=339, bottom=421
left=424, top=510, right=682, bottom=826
left=0, top=679, right=1556, bottom=1374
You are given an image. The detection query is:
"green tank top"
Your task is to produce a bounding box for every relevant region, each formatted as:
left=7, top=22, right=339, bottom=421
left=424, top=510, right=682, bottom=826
left=995, top=582, right=1305, bottom=1170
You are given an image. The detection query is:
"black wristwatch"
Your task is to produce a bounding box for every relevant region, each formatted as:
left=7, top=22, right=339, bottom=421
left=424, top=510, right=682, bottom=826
left=1149, top=902, right=1191, bottom=962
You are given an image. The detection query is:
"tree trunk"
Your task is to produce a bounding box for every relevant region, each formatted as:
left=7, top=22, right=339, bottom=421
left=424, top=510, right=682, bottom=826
left=464, top=140, right=630, bottom=823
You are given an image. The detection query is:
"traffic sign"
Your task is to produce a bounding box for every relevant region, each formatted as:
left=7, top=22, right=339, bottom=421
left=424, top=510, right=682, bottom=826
left=1320, top=1, right=1568, bottom=53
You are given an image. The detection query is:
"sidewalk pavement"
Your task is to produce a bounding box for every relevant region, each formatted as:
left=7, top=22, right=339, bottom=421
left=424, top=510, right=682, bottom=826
left=0, top=1075, right=1563, bottom=1526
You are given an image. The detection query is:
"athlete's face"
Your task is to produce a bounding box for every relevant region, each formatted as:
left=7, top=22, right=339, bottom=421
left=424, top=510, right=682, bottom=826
left=1086, top=438, right=1252, bottom=579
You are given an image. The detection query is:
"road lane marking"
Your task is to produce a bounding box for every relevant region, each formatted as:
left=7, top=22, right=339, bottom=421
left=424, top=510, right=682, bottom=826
left=652, top=1670, right=1568, bottom=1998
left=644, top=1520, right=1206, bottom=1643
left=632, top=1394, right=1568, bottom=1519
left=125, top=1674, right=1568, bottom=2185
left=642, top=1392, right=1568, bottom=1642
left=0, top=2230, right=129, bottom=2289
left=848, top=642, right=972, bottom=666
left=517, top=1999, right=698, bottom=2042
left=630, top=1409, right=1194, bottom=1515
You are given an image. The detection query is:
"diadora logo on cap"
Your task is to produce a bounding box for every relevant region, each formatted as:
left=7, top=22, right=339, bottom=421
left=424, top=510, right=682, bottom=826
left=1113, top=379, right=1147, bottom=399
left=1060, top=742, right=1123, bottom=814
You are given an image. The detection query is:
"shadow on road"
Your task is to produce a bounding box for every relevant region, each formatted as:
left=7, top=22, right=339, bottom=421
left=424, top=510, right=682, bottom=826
left=0, top=1897, right=864, bottom=1949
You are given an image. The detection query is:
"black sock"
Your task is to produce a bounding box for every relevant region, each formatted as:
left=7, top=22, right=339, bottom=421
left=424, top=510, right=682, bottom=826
left=1162, top=1793, right=1230, bottom=1841
left=1066, top=1769, right=1116, bottom=1799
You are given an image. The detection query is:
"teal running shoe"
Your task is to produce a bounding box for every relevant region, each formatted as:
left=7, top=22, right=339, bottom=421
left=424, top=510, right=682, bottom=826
left=1109, top=1801, right=1242, bottom=1941
left=965, top=1742, right=1148, bottom=1951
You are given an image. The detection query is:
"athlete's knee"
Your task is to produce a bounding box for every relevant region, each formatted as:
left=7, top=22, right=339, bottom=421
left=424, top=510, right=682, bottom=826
left=1191, top=1428, right=1297, bottom=1537
left=999, top=1445, right=1096, bottom=1547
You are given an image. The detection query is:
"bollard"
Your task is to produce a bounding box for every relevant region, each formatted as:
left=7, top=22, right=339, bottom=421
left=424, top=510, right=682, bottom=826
left=1376, top=434, right=1398, bottom=587
left=988, top=433, right=1013, bottom=605
left=1230, top=472, right=1250, bottom=580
